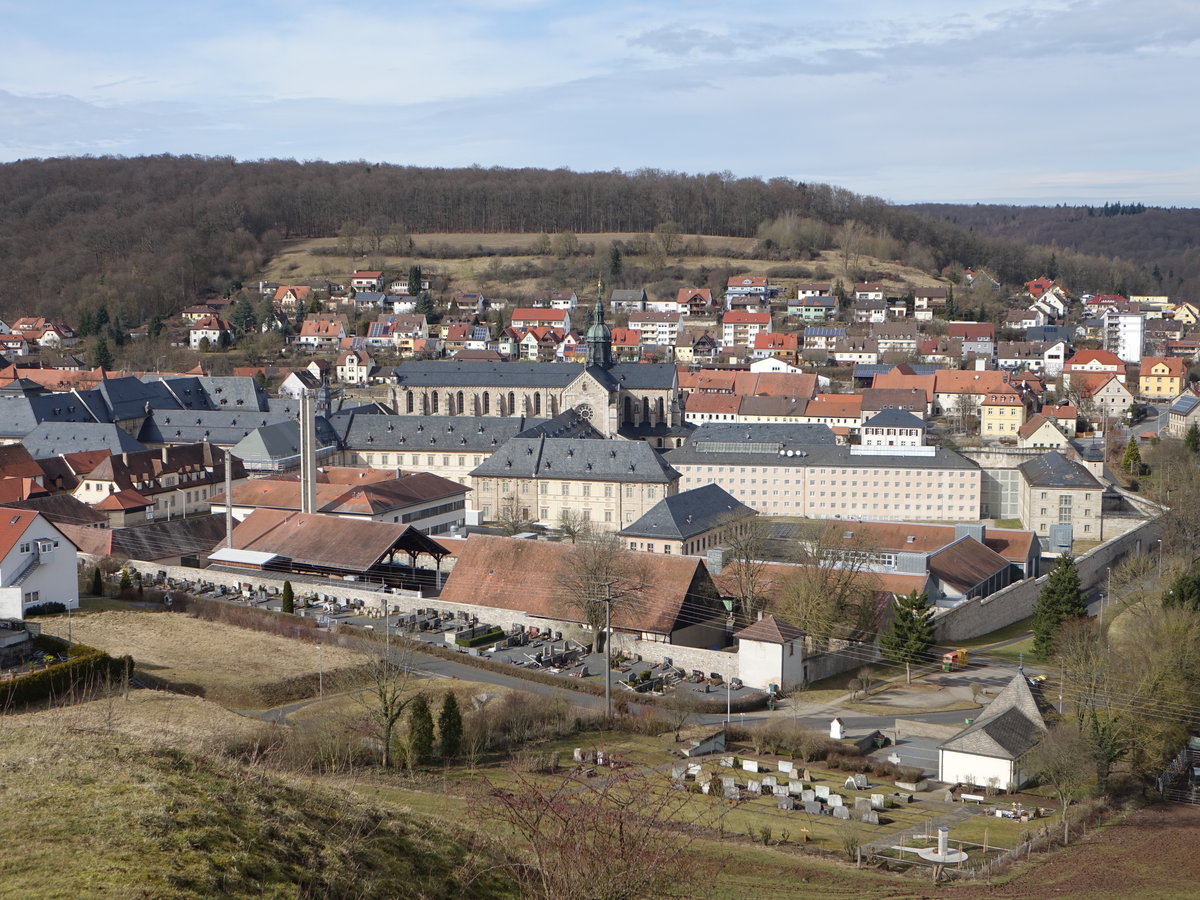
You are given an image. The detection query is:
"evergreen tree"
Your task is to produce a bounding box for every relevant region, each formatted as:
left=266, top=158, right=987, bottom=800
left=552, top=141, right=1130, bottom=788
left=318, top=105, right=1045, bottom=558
left=407, top=694, right=434, bottom=769
left=90, top=565, right=103, bottom=596
left=945, top=285, right=956, bottom=318
left=231, top=296, right=257, bottom=331
left=119, top=569, right=132, bottom=593
left=198, top=336, right=211, bottom=353
left=94, top=303, right=110, bottom=330
left=438, top=690, right=463, bottom=761
left=77, top=308, right=95, bottom=337
left=1122, top=439, right=1141, bottom=475
left=1032, top=554, right=1087, bottom=659
left=608, top=245, right=623, bottom=282
left=880, top=590, right=934, bottom=684
left=414, top=291, right=435, bottom=317
left=408, top=264, right=423, bottom=295
left=281, top=581, right=294, bottom=614
left=1185, top=423, right=1200, bottom=454
left=148, top=315, right=163, bottom=338
left=92, top=336, right=114, bottom=370
left=1163, top=568, right=1200, bottom=611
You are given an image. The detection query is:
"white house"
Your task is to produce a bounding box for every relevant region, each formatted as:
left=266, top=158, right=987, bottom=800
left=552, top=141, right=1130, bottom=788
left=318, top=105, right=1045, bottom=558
left=0, top=509, right=79, bottom=620
left=938, top=674, right=1047, bottom=790
left=189, top=315, right=232, bottom=351
left=336, top=349, right=374, bottom=385
left=733, top=615, right=806, bottom=692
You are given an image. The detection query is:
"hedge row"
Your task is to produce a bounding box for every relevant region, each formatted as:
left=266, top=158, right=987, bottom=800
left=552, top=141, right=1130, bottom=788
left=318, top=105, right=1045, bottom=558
left=0, top=645, right=133, bottom=709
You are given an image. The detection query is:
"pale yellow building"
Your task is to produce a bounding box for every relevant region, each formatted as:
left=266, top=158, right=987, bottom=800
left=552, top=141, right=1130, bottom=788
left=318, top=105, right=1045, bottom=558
left=980, top=391, right=1027, bottom=438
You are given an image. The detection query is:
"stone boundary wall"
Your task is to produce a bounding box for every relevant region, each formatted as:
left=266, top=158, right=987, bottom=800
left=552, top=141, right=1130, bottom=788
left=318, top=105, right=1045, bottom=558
left=934, top=515, right=1161, bottom=641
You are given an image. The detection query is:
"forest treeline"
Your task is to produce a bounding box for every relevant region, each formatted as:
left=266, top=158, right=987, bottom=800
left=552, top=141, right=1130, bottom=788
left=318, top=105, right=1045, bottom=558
left=0, top=155, right=1188, bottom=325
left=909, top=202, right=1200, bottom=299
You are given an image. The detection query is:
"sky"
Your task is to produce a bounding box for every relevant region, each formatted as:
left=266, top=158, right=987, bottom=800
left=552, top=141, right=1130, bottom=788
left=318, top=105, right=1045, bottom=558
left=1, top=0, right=1197, bottom=206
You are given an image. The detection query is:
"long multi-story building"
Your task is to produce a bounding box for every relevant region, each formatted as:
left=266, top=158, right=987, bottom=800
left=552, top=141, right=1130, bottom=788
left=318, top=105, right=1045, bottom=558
left=664, top=423, right=981, bottom=521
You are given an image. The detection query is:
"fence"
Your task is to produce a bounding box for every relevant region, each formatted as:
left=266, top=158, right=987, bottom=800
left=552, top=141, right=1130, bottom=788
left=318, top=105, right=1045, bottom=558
left=1157, top=740, right=1200, bottom=805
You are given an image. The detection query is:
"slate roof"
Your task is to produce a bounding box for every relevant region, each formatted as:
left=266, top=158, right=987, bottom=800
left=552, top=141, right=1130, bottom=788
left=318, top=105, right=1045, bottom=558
left=687, top=422, right=837, bottom=449
left=21, top=423, right=148, bottom=458
left=138, top=409, right=336, bottom=448
left=618, top=484, right=755, bottom=541
left=472, top=435, right=679, bottom=484
left=862, top=409, right=927, bottom=430
left=734, top=615, right=806, bottom=644
left=230, top=421, right=338, bottom=467
left=138, top=375, right=270, bottom=412
left=939, top=673, right=1046, bottom=759
left=332, top=413, right=572, bottom=454
left=391, top=361, right=582, bottom=389
left=61, top=514, right=230, bottom=561
left=0, top=391, right=104, bottom=440
left=666, top=440, right=977, bottom=471
left=1017, top=452, right=1102, bottom=489
left=8, top=492, right=108, bottom=527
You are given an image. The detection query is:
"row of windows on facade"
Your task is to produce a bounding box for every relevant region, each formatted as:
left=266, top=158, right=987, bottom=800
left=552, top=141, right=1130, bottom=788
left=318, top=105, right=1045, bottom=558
left=354, top=453, right=483, bottom=468
left=479, top=482, right=657, bottom=499
left=683, top=467, right=975, bottom=478
left=480, top=506, right=624, bottom=524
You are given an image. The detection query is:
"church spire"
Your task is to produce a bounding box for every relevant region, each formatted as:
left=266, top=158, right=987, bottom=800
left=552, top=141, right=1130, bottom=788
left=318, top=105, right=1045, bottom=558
left=584, top=276, right=613, bottom=368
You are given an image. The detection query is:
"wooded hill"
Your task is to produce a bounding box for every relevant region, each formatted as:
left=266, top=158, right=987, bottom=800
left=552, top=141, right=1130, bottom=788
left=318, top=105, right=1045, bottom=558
left=909, top=202, right=1200, bottom=300
left=0, top=155, right=1181, bottom=326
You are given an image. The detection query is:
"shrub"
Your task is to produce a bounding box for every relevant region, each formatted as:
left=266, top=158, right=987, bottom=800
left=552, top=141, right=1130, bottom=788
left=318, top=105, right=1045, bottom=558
left=25, top=601, right=68, bottom=616
left=454, top=627, right=504, bottom=649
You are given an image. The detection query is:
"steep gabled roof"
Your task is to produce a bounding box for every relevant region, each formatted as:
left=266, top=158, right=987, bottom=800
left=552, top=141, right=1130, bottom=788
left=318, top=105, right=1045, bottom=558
left=618, top=484, right=754, bottom=541
left=939, top=673, right=1047, bottom=759
left=733, top=614, right=805, bottom=644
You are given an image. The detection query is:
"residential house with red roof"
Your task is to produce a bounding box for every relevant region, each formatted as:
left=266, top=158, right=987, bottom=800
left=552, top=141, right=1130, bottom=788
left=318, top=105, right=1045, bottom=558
left=1139, top=356, right=1187, bottom=400
left=350, top=270, right=385, bottom=291
left=510, top=307, right=572, bottom=331
left=721, top=310, right=771, bottom=347
left=1062, top=349, right=1126, bottom=387
left=297, top=316, right=348, bottom=349
left=0, top=507, right=78, bottom=620
left=273, top=285, right=312, bottom=310
left=189, top=315, right=232, bottom=351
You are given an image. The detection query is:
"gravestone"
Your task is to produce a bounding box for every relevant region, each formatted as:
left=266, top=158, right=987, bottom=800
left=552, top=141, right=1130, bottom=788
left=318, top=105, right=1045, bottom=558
left=801, top=789, right=816, bottom=802
left=778, top=760, right=794, bottom=775
left=788, top=782, right=803, bottom=796
left=742, top=759, right=759, bottom=773
left=724, top=784, right=740, bottom=800
left=721, top=776, right=736, bottom=792
left=828, top=794, right=843, bottom=808
left=938, top=788, right=955, bottom=803
left=862, top=810, right=880, bottom=826
left=671, top=764, right=687, bottom=780
left=871, top=793, right=886, bottom=810
left=833, top=806, right=851, bottom=820
left=573, top=748, right=584, bottom=763
left=719, top=756, right=735, bottom=768
left=687, top=763, right=702, bottom=778
left=773, top=784, right=789, bottom=797
left=747, top=780, right=762, bottom=795
left=815, top=785, right=830, bottom=800
left=596, top=751, right=606, bottom=766
left=803, top=801, right=823, bottom=815
left=854, top=797, right=872, bottom=813
left=583, top=749, right=595, bottom=763
left=761, top=775, right=777, bottom=789
left=701, top=781, right=711, bottom=795
left=777, top=796, right=796, bottom=811
left=895, top=792, right=913, bottom=804
left=854, top=774, right=869, bottom=789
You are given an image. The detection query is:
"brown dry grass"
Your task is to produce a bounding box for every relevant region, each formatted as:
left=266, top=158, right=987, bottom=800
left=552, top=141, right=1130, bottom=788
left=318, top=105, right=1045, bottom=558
left=39, top=610, right=366, bottom=708
left=261, top=232, right=943, bottom=294
left=9, top=687, right=271, bottom=752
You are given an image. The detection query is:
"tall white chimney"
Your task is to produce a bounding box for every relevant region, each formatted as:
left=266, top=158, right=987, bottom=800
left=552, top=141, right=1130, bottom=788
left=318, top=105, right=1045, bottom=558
left=299, top=392, right=317, bottom=515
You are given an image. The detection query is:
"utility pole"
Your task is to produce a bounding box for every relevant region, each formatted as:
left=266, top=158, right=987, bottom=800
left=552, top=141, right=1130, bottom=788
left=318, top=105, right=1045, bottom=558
left=1058, top=659, right=1064, bottom=715
left=604, top=581, right=613, bottom=722
left=224, top=450, right=233, bottom=549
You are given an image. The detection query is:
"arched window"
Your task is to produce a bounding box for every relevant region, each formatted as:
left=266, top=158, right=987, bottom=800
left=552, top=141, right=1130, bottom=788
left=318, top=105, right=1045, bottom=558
left=432, top=392, right=439, bottom=414
left=508, top=391, right=515, bottom=415
left=642, top=397, right=651, bottom=423
left=483, top=392, right=491, bottom=414
left=657, top=397, right=665, bottom=423
left=456, top=391, right=464, bottom=415
left=405, top=390, right=414, bottom=414
left=533, top=392, right=542, bottom=416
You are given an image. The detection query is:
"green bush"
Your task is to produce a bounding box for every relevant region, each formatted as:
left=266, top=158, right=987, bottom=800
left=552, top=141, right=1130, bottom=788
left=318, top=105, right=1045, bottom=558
left=0, top=648, right=132, bottom=708
left=453, top=627, right=504, bottom=649
left=25, top=601, right=67, bottom=616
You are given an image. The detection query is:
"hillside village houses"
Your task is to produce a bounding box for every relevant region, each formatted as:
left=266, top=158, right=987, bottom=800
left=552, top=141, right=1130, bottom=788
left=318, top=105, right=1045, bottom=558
left=0, top=264, right=1184, bottom=638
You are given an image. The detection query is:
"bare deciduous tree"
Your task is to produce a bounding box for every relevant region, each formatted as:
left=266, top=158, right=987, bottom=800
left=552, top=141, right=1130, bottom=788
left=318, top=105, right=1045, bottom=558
left=722, top=516, right=772, bottom=625
left=353, top=651, right=418, bottom=769
left=554, top=533, right=649, bottom=653
left=495, top=494, right=535, bottom=536
left=482, top=768, right=712, bottom=900
left=772, top=522, right=882, bottom=643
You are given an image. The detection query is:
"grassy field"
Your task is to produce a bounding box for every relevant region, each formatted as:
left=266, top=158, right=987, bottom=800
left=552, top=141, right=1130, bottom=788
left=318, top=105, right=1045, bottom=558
left=259, top=231, right=945, bottom=297
left=36, top=610, right=367, bottom=708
